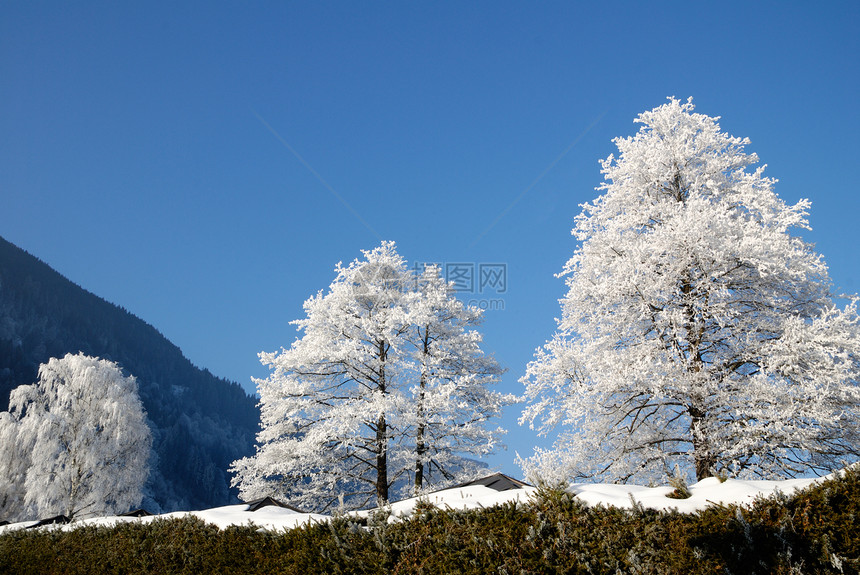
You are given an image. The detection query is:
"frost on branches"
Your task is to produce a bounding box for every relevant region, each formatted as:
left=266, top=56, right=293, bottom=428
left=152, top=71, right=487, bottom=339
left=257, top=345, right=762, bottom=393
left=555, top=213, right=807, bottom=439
left=0, top=411, right=31, bottom=520
left=519, top=98, right=860, bottom=485
left=231, top=242, right=512, bottom=512
left=408, top=265, right=509, bottom=494
left=0, top=353, right=152, bottom=521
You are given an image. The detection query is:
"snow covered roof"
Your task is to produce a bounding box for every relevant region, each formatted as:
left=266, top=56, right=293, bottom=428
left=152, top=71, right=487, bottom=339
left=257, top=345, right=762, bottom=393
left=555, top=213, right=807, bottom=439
left=27, top=514, right=70, bottom=528
left=244, top=496, right=306, bottom=514
left=119, top=509, right=152, bottom=518
left=449, top=472, right=531, bottom=492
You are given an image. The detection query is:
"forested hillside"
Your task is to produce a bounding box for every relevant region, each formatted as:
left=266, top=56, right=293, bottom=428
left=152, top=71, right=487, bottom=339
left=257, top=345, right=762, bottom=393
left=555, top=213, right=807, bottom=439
left=0, top=236, right=259, bottom=512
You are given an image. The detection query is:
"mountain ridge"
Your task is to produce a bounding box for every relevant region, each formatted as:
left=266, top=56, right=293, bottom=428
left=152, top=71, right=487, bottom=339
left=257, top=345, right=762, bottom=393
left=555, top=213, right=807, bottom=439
left=0, top=235, right=259, bottom=512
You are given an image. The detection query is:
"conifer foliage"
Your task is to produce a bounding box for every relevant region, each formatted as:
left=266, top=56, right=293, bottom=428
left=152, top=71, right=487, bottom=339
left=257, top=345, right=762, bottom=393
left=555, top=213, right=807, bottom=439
left=0, top=353, right=151, bottom=521
left=231, top=242, right=511, bottom=511
left=520, top=98, right=860, bottom=484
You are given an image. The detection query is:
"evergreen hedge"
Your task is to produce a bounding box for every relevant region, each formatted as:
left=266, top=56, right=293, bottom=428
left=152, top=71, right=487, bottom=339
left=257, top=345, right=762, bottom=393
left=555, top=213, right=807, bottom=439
left=1, top=467, right=857, bottom=574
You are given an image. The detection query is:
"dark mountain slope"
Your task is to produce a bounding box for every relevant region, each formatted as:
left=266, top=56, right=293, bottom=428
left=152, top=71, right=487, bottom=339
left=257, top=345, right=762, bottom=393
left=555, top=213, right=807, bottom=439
left=0, top=235, right=259, bottom=512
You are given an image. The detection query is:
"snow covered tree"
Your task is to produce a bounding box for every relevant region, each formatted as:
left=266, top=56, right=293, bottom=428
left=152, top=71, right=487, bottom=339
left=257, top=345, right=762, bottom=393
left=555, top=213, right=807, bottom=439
left=6, top=353, right=151, bottom=520
left=232, top=242, right=415, bottom=511
left=520, top=98, right=860, bottom=485
left=231, top=242, right=511, bottom=511
left=0, top=411, right=31, bottom=521
left=407, top=265, right=511, bottom=494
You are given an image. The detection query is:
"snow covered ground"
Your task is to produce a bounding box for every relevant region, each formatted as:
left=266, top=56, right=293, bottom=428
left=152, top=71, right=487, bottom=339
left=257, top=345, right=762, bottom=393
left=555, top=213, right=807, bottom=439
left=0, top=470, right=842, bottom=534
left=569, top=474, right=826, bottom=513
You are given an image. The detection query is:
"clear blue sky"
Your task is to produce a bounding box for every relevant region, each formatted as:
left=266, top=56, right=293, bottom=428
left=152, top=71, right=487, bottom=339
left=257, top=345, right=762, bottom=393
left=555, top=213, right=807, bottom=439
left=3, top=1, right=859, bottom=477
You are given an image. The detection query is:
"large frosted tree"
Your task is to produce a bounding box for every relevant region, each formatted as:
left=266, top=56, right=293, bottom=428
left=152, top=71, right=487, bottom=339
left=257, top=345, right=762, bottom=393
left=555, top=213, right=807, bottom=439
left=3, top=353, right=151, bottom=520
left=520, top=98, right=860, bottom=484
left=231, top=242, right=510, bottom=511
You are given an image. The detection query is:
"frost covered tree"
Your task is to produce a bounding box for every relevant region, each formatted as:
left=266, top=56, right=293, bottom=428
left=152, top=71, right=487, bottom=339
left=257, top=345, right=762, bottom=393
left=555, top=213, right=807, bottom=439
left=520, top=98, right=860, bottom=484
left=0, top=411, right=31, bottom=520
left=407, top=264, right=511, bottom=494
left=231, top=242, right=510, bottom=511
left=232, top=242, right=415, bottom=511
left=4, top=353, right=151, bottom=520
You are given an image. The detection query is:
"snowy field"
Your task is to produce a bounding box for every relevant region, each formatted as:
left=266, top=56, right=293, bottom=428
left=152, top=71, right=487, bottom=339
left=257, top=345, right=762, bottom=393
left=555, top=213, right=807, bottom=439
left=0, top=469, right=843, bottom=535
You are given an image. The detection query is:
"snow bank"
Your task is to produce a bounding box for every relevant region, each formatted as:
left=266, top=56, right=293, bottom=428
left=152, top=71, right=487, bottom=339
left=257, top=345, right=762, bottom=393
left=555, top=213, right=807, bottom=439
left=357, top=472, right=828, bottom=519
left=354, top=484, right=538, bottom=520
left=2, top=469, right=845, bottom=533
left=74, top=504, right=328, bottom=532
left=570, top=474, right=825, bottom=513
left=0, top=520, right=38, bottom=534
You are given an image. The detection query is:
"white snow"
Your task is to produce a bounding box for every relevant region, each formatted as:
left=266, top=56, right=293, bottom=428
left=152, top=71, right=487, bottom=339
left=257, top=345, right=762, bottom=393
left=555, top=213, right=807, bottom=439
left=0, top=470, right=842, bottom=534
left=0, top=520, right=38, bottom=533
left=68, top=504, right=328, bottom=533
left=569, top=474, right=826, bottom=513
left=354, top=484, right=538, bottom=521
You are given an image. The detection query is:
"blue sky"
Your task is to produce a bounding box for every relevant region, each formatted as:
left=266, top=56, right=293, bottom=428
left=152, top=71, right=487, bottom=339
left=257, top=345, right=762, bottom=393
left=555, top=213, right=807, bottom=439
left=3, top=1, right=859, bottom=476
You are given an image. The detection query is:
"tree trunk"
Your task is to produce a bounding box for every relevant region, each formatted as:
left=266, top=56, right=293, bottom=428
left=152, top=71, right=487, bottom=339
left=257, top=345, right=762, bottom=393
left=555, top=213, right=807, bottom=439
left=414, top=329, right=430, bottom=494
left=376, top=412, right=388, bottom=506
left=690, top=406, right=715, bottom=480
left=375, top=340, right=389, bottom=506
left=681, top=267, right=714, bottom=481
left=414, top=376, right=426, bottom=494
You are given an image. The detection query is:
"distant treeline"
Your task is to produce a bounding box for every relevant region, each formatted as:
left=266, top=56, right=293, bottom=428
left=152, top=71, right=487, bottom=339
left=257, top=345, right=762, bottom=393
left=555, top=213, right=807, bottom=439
left=0, top=236, right=259, bottom=512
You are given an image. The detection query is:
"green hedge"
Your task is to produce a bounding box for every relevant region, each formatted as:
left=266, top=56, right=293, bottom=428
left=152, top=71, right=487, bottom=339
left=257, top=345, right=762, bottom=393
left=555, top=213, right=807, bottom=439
left=2, top=467, right=858, bottom=574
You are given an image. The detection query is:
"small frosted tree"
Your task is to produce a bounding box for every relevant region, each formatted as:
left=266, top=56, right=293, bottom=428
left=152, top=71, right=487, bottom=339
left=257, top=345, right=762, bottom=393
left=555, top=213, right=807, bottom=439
left=520, top=98, right=860, bottom=485
left=232, top=242, right=415, bottom=511
left=8, top=353, right=152, bottom=520
left=407, top=264, right=511, bottom=493
left=232, top=242, right=511, bottom=511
